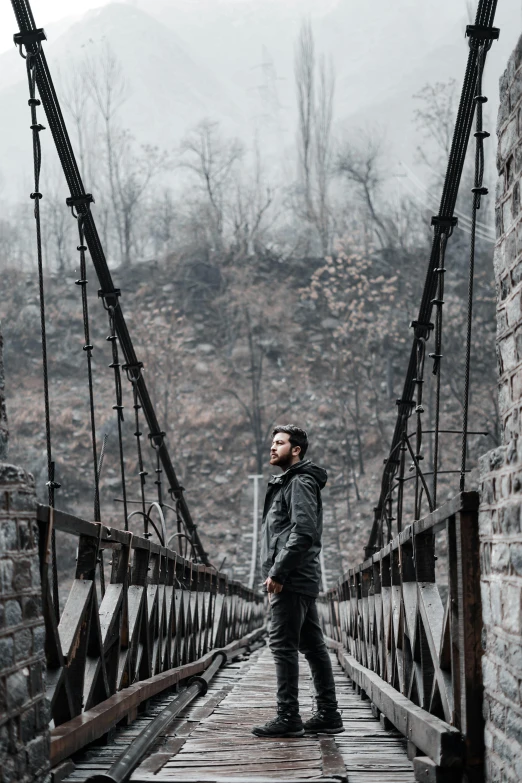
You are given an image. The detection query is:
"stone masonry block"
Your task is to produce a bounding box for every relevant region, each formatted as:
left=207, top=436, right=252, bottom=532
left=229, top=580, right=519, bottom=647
left=491, top=543, right=510, bottom=574
left=489, top=446, right=506, bottom=470
left=4, top=599, right=22, bottom=627
left=511, top=366, right=522, bottom=404
left=25, top=734, right=49, bottom=776
left=0, top=464, right=33, bottom=488
left=511, top=542, right=522, bottom=576
left=498, top=308, right=508, bottom=334
left=514, top=180, right=521, bottom=219
left=502, top=582, right=522, bottom=634
left=32, top=625, right=45, bottom=656
left=483, top=655, right=499, bottom=692
left=499, top=665, right=519, bottom=701
left=0, top=521, right=17, bottom=552
left=507, top=291, right=522, bottom=326
left=481, top=580, right=492, bottom=625
left=479, top=508, right=493, bottom=536
left=0, top=637, right=13, bottom=669
left=14, top=628, right=32, bottom=663
left=508, top=637, right=522, bottom=674
left=12, top=559, right=32, bottom=592
left=501, top=117, right=518, bottom=162
left=489, top=697, right=506, bottom=731
left=502, top=228, right=522, bottom=264
left=494, top=242, right=506, bottom=278
left=0, top=559, right=13, bottom=593
left=503, top=197, right=516, bottom=235
left=9, top=488, right=36, bottom=513
left=491, top=580, right=502, bottom=621
left=6, top=670, right=28, bottom=710
left=499, top=333, right=517, bottom=373
left=505, top=709, right=522, bottom=745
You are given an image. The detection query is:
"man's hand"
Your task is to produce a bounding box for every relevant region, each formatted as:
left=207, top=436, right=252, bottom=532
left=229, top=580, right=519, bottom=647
left=265, top=577, right=283, bottom=595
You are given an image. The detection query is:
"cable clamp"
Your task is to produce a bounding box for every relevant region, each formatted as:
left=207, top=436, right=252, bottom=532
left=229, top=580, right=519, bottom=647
left=30, top=192, right=42, bottom=200
left=66, top=193, right=94, bottom=218
left=472, top=186, right=488, bottom=195
left=474, top=130, right=490, bottom=139
left=13, top=28, right=47, bottom=48
left=98, top=288, right=121, bottom=310
left=396, top=399, right=415, bottom=408
left=30, top=123, right=45, bottom=132
left=123, top=361, right=144, bottom=382
left=475, top=95, right=488, bottom=104
left=149, top=431, right=166, bottom=448
left=66, top=194, right=94, bottom=207
left=431, top=215, right=458, bottom=228
left=410, top=320, right=433, bottom=338
left=45, top=480, right=61, bottom=489
left=465, top=25, right=499, bottom=41
left=170, top=485, right=185, bottom=500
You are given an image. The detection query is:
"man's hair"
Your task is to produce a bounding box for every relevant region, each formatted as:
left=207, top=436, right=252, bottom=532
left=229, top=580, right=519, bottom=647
left=272, top=425, right=308, bottom=460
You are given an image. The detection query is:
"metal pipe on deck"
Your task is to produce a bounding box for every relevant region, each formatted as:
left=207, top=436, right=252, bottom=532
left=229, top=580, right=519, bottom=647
left=86, top=650, right=228, bottom=783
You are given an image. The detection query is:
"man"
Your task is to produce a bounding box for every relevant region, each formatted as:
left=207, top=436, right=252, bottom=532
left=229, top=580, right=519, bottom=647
left=252, top=425, right=344, bottom=738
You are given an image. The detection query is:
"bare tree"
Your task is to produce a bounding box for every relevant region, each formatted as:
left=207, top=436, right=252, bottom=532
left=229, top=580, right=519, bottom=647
left=83, top=43, right=128, bottom=260
left=413, top=79, right=459, bottom=165
left=112, top=131, right=164, bottom=266
left=179, top=120, right=243, bottom=249
left=336, top=131, right=390, bottom=250
left=294, top=20, right=336, bottom=256
left=230, top=142, right=273, bottom=256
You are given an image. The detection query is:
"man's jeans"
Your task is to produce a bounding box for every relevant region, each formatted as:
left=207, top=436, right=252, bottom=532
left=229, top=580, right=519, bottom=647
left=269, top=590, right=338, bottom=716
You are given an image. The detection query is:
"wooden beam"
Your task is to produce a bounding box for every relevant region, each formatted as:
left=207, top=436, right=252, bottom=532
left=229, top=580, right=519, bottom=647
left=324, top=639, right=463, bottom=767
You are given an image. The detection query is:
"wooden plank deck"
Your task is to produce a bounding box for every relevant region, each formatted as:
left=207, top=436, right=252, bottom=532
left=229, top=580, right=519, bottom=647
left=64, top=645, right=414, bottom=783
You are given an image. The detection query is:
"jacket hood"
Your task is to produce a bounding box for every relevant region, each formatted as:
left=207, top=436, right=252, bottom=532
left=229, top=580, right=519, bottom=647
left=270, top=458, right=328, bottom=490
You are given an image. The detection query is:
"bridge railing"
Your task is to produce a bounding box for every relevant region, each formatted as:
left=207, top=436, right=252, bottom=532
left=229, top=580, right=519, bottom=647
left=320, top=491, right=483, bottom=781
left=36, top=504, right=265, bottom=767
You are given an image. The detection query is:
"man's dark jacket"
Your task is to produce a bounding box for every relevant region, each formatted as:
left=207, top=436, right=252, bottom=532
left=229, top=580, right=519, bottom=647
left=260, top=459, right=327, bottom=597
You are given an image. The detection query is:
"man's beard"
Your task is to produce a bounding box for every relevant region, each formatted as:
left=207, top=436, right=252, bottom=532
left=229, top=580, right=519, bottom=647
left=271, top=453, right=292, bottom=471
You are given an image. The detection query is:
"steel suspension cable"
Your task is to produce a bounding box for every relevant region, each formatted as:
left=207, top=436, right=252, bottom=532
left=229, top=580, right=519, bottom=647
left=461, top=40, right=491, bottom=491
left=73, top=210, right=101, bottom=521
left=10, top=0, right=210, bottom=565
left=102, top=295, right=129, bottom=530
left=20, top=41, right=61, bottom=619
left=365, top=0, right=499, bottom=556
left=431, top=227, right=453, bottom=509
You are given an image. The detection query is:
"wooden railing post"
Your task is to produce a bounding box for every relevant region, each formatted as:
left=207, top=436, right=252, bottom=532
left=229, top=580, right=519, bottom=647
left=455, top=500, right=484, bottom=781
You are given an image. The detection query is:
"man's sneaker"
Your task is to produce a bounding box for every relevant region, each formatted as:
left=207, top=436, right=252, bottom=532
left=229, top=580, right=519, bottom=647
left=303, top=709, right=345, bottom=734
left=252, top=714, right=305, bottom=737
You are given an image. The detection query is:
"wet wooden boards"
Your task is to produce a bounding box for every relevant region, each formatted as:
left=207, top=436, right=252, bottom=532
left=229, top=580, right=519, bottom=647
left=64, top=646, right=415, bottom=783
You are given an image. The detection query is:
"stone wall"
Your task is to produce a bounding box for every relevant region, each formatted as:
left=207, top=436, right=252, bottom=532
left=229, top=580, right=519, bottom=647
left=479, top=33, right=522, bottom=783
left=0, top=323, right=49, bottom=781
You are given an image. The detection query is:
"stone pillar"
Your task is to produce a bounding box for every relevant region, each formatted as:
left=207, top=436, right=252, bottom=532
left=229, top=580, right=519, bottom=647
left=479, top=34, right=522, bottom=783
left=0, top=323, right=49, bottom=781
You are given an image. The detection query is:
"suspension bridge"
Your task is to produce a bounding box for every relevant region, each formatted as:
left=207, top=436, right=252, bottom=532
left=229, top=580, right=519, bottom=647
left=0, top=0, right=505, bottom=781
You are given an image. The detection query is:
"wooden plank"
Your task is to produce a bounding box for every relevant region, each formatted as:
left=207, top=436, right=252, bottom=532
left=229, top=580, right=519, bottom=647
left=319, top=736, right=348, bottom=781
left=58, top=579, right=93, bottom=660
